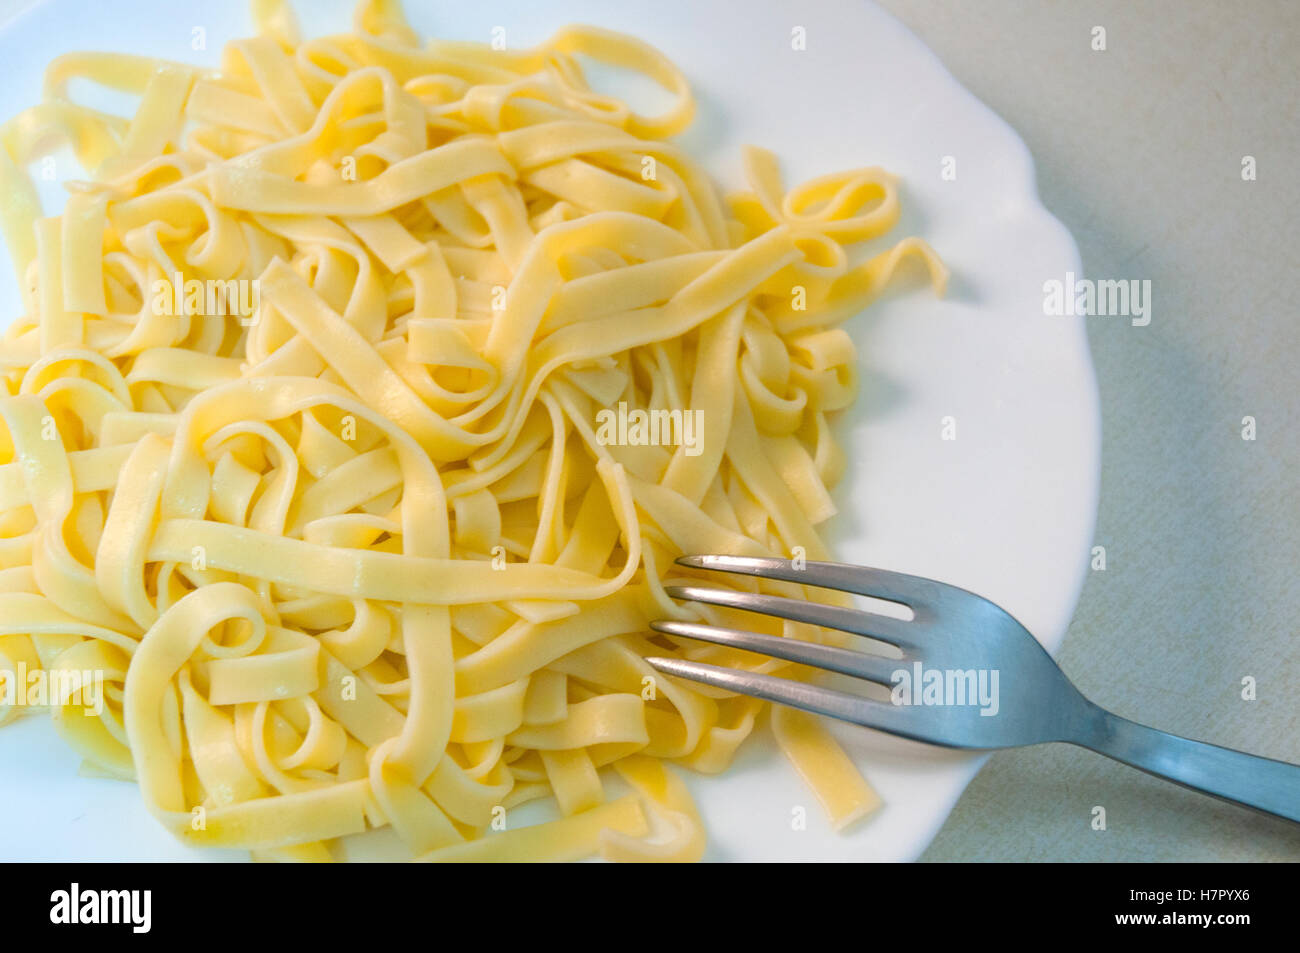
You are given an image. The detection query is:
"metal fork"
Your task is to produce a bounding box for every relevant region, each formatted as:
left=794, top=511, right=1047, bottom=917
left=646, top=555, right=1300, bottom=823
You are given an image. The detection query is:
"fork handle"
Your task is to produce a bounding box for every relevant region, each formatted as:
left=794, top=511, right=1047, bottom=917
left=1077, top=708, right=1300, bottom=823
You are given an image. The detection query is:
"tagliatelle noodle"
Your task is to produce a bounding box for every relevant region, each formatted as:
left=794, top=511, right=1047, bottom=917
left=0, top=0, right=947, bottom=861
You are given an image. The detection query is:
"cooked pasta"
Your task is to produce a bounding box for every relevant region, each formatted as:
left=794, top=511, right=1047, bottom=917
left=0, top=0, right=946, bottom=861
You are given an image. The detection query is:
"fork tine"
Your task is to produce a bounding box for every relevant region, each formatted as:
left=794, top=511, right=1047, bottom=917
left=646, top=657, right=919, bottom=737
left=664, top=584, right=919, bottom=651
left=649, top=619, right=901, bottom=685
left=676, top=554, right=936, bottom=610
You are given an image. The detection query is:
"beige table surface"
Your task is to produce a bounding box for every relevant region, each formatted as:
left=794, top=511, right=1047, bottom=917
left=868, top=0, right=1300, bottom=862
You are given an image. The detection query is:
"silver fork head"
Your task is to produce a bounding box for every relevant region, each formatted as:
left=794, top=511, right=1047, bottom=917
left=646, top=555, right=1092, bottom=750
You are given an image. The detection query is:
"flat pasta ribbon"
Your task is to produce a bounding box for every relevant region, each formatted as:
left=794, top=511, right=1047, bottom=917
left=0, top=0, right=946, bottom=861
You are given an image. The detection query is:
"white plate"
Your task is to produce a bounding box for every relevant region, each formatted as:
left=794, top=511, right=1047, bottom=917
left=0, top=0, right=1099, bottom=861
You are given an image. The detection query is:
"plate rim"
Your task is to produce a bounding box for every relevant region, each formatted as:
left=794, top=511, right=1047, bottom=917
left=860, top=0, right=1100, bottom=859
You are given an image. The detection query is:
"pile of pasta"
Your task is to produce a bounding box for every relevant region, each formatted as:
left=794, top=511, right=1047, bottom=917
left=0, top=0, right=945, bottom=861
